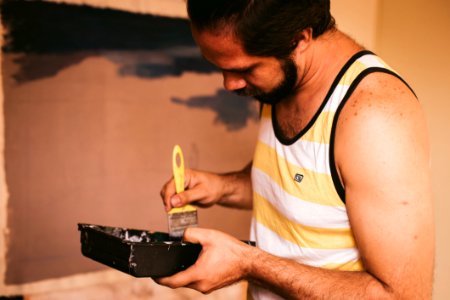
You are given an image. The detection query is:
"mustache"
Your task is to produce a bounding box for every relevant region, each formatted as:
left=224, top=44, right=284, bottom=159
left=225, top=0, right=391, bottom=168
left=233, top=87, right=259, bottom=97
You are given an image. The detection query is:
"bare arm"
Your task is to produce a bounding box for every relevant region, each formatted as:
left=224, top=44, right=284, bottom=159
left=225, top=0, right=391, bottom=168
left=160, top=161, right=253, bottom=211
left=157, top=229, right=395, bottom=299
left=334, top=72, right=434, bottom=298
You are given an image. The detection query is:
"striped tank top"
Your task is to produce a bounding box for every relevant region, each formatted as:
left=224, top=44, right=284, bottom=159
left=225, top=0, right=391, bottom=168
left=249, top=51, right=404, bottom=300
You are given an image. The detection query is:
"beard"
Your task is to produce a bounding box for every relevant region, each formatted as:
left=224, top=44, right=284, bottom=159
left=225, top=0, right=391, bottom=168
left=234, top=57, right=298, bottom=105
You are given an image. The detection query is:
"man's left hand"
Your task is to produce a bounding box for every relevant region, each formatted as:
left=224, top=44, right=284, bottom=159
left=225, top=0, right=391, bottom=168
left=155, top=227, right=254, bottom=294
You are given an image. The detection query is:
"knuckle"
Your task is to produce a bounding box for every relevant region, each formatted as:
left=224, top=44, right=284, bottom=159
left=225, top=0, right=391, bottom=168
left=166, top=283, right=178, bottom=289
left=197, top=283, right=212, bottom=294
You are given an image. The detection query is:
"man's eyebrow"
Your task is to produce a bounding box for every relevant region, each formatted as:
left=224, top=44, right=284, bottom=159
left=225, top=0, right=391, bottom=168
left=221, top=63, right=260, bottom=73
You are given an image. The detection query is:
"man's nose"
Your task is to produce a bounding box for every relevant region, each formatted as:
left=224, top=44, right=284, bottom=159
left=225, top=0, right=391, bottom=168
left=222, top=71, right=246, bottom=91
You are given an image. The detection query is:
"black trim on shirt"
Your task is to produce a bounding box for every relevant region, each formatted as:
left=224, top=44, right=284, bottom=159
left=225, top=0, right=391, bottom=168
left=272, top=50, right=375, bottom=145
left=329, top=67, right=417, bottom=203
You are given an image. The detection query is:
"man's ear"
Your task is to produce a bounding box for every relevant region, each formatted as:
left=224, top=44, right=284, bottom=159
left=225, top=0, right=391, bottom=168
left=289, top=28, right=312, bottom=63
left=294, top=28, right=313, bottom=53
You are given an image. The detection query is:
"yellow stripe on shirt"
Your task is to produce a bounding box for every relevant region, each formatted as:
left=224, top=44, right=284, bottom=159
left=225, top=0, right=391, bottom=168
left=261, top=106, right=335, bottom=145
left=254, top=192, right=357, bottom=249
left=321, top=259, right=364, bottom=271
left=253, top=141, right=344, bottom=207
left=339, top=60, right=370, bottom=86
left=301, top=111, right=336, bottom=143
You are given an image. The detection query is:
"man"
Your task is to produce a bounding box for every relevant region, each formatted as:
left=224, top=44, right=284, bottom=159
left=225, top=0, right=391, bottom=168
left=158, top=0, right=434, bottom=299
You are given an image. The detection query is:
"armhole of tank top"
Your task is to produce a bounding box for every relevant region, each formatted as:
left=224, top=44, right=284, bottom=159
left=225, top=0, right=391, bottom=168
left=329, top=67, right=417, bottom=204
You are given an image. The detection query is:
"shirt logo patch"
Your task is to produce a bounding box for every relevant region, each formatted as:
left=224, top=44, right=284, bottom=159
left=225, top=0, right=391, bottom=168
left=294, top=173, right=304, bottom=183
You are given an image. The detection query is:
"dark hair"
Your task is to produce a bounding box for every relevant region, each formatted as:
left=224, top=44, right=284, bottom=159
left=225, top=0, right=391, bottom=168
left=187, top=0, right=335, bottom=58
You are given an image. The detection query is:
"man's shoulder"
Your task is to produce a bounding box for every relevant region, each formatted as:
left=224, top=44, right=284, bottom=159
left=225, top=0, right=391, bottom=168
left=334, top=69, right=427, bottom=170
left=342, top=71, right=419, bottom=124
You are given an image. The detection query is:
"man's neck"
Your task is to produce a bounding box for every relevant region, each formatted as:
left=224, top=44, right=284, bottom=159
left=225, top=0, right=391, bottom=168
left=274, top=30, right=364, bottom=139
left=296, top=30, right=364, bottom=106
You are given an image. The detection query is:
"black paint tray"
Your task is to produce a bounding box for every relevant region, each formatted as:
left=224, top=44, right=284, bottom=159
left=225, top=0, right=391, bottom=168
left=78, top=223, right=202, bottom=278
left=78, top=223, right=256, bottom=278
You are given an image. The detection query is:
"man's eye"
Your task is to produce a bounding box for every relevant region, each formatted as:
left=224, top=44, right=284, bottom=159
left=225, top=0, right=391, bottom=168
left=239, top=68, right=253, bottom=75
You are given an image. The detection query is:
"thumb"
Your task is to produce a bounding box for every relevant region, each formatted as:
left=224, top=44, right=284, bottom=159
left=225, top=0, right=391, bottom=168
left=169, top=193, right=184, bottom=208
left=169, top=190, right=193, bottom=208
left=183, top=227, right=207, bottom=245
left=170, top=188, right=204, bottom=208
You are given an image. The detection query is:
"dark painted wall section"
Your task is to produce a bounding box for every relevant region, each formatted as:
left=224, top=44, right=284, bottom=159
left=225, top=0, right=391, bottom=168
left=1, top=0, right=215, bottom=81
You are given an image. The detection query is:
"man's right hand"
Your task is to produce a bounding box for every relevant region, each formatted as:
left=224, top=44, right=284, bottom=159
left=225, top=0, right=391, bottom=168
left=160, top=168, right=227, bottom=212
left=160, top=163, right=253, bottom=211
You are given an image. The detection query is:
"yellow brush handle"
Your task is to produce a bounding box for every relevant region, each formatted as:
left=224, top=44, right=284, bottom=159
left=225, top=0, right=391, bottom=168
left=170, top=145, right=196, bottom=213
left=172, top=144, right=185, bottom=194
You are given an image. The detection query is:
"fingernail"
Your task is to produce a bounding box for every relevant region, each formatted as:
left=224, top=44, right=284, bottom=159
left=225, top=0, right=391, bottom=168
left=171, top=196, right=181, bottom=207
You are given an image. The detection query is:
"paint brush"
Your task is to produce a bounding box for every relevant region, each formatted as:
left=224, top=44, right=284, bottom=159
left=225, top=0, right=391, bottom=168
left=168, top=144, right=198, bottom=239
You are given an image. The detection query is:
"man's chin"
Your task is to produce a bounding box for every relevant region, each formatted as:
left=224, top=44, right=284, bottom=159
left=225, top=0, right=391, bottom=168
left=233, top=91, right=277, bottom=105
left=255, top=95, right=282, bottom=105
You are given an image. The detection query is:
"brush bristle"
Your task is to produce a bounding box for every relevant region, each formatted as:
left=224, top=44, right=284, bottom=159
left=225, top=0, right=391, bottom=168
left=168, top=210, right=198, bottom=238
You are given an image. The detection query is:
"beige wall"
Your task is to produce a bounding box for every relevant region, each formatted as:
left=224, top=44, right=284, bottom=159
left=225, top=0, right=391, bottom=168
left=331, top=0, right=379, bottom=50
left=376, top=1, right=450, bottom=299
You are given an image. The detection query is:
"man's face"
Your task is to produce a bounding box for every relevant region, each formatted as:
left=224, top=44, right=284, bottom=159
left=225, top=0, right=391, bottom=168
left=234, top=57, right=298, bottom=105
left=192, top=27, right=300, bottom=105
